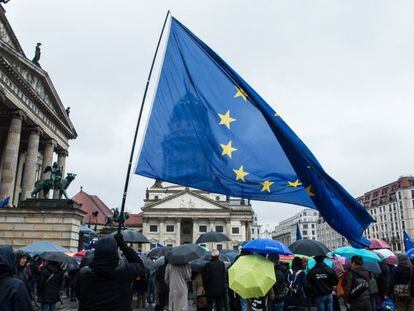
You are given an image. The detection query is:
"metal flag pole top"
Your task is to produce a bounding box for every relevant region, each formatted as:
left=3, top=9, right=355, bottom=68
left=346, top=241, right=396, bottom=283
left=118, top=10, right=171, bottom=234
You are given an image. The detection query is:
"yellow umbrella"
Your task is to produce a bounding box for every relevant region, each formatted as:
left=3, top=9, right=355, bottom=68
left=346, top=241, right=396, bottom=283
left=228, top=254, right=276, bottom=299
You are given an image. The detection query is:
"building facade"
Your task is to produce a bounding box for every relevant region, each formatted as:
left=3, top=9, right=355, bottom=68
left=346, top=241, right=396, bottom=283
left=272, top=208, right=319, bottom=245
left=0, top=5, right=76, bottom=205
left=316, top=176, right=414, bottom=252
left=141, top=181, right=255, bottom=252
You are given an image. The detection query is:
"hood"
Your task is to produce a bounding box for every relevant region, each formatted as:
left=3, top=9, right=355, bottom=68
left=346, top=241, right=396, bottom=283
left=0, top=246, right=16, bottom=278
left=89, top=237, right=120, bottom=275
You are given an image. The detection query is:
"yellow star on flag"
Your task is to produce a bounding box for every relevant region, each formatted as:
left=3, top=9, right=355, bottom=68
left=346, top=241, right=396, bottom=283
left=260, top=180, right=274, bottom=192
left=233, top=165, right=249, bottom=182
left=220, top=140, right=237, bottom=158
left=306, top=185, right=315, bottom=197
left=287, top=179, right=302, bottom=188
left=218, top=110, right=236, bottom=129
left=274, top=112, right=280, bottom=117
left=234, top=86, right=247, bottom=101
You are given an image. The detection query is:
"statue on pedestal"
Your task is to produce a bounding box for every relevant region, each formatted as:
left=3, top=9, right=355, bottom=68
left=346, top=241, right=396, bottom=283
left=31, top=162, right=76, bottom=199
left=105, top=208, right=129, bottom=228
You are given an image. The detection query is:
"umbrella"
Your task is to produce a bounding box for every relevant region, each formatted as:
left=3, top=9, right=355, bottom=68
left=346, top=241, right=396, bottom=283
left=17, top=241, right=69, bottom=255
left=307, top=258, right=334, bottom=271
left=153, top=256, right=165, bottom=270
left=79, top=225, right=96, bottom=234
left=110, top=230, right=150, bottom=243
left=196, top=230, right=231, bottom=243
left=40, top=251, right=77, bottom=264
left=242, top=238, right=292, bottom=255
left=147, top=246, right=172, bottom=259
left=228, top=254, right=276, bottom=299
left=220, top=249, right=238, bottom=262
left=374, top=249, right=398, bottom=266
left=289, top=239, right=330, bottom=257
left=190, top=258, right=210, bottom=272
left=333, top=247, right=381, bottom=263
left=368, top=238, right=391, bottom=250
left=363, top=262, right=381, bottom=274
left=141, top=255, right=155, bottom=271
left=167, top=244, right=207, bottom=265
left=74, top=250, right=87, bottom=258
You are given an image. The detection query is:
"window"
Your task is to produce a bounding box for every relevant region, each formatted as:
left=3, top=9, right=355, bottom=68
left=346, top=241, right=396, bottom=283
left=251, top=228, right=254, bottom=234
left=149, top=225, right=158, bottom=232
left=232, top=227, right=240, bottom=234
left=312, top=230, right=315, bottom=235
left=199, top=225, right=207, bottom=233
left=150, top=243, right=156, bottom=249
left=311, top=224, right=315, bottom=228
left=166, top=244, right=173, bottom=247
left=217, top=244, right=223, bottom=251
left=303, top=224, right=308, bottom=229
left=166, top=225, right=174, bottom=232
left=216, top=225, right=224, bottom=233
left=303, top=230, right=308, bottom=235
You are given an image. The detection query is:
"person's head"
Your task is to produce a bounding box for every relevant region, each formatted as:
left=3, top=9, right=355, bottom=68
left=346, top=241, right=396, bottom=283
left=19, top=256, right=27, bottom=267
left=314, top=256, right=325, bottom=264
left=90, top=237, right=120, bottom=274
left=292, top=256, right=304, bottom=272
left=240, top=249, right=252, bottom=256
left=397, top=254, right=412, bottom=269
left=211, top=249, right=219, bottom=260
left=0, top=246, right=15, bottom=277
left=350, top=255, right=363, bottom=269
left=16, top=251, right=28, bottom=267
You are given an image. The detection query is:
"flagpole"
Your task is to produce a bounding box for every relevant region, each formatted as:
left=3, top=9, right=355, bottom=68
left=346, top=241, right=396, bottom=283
left=118, top=10, right=171, bottom=234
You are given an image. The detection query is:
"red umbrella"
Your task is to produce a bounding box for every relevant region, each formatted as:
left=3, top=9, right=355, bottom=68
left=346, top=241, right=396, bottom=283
left=74, top=249, right=87, bottom=258
left=368, top=238, right=391, bottom=250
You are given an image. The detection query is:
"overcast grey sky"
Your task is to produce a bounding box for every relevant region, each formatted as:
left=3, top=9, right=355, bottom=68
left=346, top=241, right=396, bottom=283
left=6, top=1, right=413, bottom=228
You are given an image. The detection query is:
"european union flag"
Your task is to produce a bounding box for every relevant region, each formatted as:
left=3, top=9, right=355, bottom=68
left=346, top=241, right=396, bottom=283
left=296, top=223, right=302, bottom=241
left=404, top=231, right=414, bottom=251
left=135, top=17, right=373, bottom=246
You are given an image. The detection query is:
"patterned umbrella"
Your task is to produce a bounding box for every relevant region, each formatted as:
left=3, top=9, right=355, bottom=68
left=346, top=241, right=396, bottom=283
left=368, top=239, right=391, bottom=250
left=374, top=248, right=398, bottom=265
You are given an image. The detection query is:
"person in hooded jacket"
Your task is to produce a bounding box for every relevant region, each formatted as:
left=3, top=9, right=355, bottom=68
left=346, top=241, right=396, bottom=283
left=342, top=255, right=371, bottom=311
left=307, top=256, right=338, bottom=311
left=393, top=254, right=414, bottom=311
left=203, top=249, right=227, bottom=311
left=0, top=245, right=33, bottom=311
left=37, top=260, right=64, bottom=311
left=76, top=233, right=146, bottom=311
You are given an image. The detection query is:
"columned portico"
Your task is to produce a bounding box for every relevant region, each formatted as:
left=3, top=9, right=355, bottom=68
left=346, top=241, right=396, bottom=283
left=1, top=111, right=24, bottom=200
left=21, top=127, right=41, bottom=199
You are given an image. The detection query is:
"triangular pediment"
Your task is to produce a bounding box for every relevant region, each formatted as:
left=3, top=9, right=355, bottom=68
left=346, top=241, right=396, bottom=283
left=143, top=190, right=230, bottom=211
left=0, top=5, right=24, bottom=55
left=0, top=45, right=77, bottom=138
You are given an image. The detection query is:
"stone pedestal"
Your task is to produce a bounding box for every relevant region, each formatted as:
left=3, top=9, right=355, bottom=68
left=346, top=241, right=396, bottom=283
left=0, top=199, right=87, bottom=252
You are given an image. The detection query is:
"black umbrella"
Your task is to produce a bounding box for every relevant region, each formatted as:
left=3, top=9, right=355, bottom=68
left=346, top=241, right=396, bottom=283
left=289, top=239, right=330, bottom=257
left=39, top=252, right=77, bottom=264
left=190, top=258, right=209, bottom=272
left=147, top=246, right=172, bottom=259
left=166, top=244, right=207, bottom=265
left=110, top=230, right=150, bottom=243
left=196, top=230, right=231, bottom=243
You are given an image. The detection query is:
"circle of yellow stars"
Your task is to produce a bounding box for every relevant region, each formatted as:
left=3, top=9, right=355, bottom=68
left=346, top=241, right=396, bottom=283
left=215, top=85, right=313, bottom=196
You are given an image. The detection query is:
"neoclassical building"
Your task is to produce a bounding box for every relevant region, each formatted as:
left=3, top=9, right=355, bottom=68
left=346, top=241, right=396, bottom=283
left=0, top=5, right=76, bottom=204
left=141, top=180, right=255, bottom=252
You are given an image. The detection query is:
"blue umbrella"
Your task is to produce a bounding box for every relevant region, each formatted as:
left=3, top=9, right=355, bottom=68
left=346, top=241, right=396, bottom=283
left=332, top=246, right=381, bottom=263
left=17, top=241, right=69, bottom=255
left=242, top=238, right=292, bottom=255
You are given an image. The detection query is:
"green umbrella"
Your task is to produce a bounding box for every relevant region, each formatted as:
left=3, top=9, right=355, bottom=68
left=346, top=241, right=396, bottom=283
left=228, top=254, right=276, bottom=299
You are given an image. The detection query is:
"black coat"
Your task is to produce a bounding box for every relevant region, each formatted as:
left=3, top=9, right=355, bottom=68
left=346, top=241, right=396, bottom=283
left=202, top=259, right=226, bottom=297
left=0, top=246, right=32, bottom=311
left=307, top=262, right=338, bottom=297
left=76, top=239, right=145, bottom=311
left=37, top=263, right=64, bottom=304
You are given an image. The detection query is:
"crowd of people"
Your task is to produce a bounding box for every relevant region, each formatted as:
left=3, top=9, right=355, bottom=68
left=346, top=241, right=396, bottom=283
left=1, top=237, right=414, bottom=311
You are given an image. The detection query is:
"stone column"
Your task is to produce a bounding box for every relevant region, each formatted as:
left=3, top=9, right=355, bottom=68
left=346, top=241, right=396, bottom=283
left=225, top=218, right=232, bottom=248
left=142, top=217, right=148, bottom=252
left=21, top=128, right=41, bottom=199
left=192, top=218, right=198, bottom=243
left=40, top=140, right=56, bottom=198
left=53, top=150, right=68, bottom=199
left=12, top=152, right=26, bottom=206
left=175, top=218, right=181, bottom=246
left=209, top=218, right=215, bottom=231
left=159, top=218, right=164, bottom=245
left=1, top=111, right=24, bottom=201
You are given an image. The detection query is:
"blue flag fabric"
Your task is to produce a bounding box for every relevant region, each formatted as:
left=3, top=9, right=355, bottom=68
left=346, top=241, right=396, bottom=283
left=404, top=231, right=414, bottom=251
left=296, top=223, right=302, bottom=241
left=0, top=196, right=9, bottom=208
left=135, top=17, right=373, bottom=245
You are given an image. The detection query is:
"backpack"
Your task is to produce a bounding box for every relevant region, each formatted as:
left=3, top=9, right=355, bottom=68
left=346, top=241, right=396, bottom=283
left=250, top=296, right=267, bottom=311
left=349, top=270, right=369, bottom=299
left=287, top=270, right=305, bottom=297
left=393, top=268, right=412, bottom=299
left=273, top=268, right=289, bottom=299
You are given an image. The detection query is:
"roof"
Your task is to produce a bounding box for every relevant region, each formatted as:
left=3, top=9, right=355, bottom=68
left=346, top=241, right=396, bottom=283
left=72, top=190, right=112, bottom=225
left=125, top=213, right=143, bottom=227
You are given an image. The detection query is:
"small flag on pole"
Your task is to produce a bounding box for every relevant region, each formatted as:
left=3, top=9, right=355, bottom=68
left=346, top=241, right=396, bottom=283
left=296, top=223, right=302, bottom=241
left=404, top=231, right=414, bottom=251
